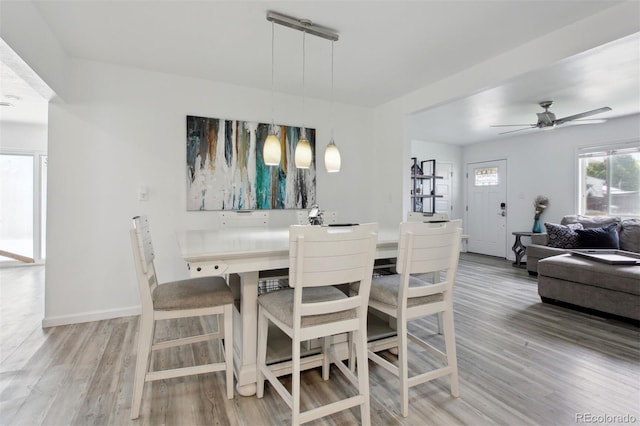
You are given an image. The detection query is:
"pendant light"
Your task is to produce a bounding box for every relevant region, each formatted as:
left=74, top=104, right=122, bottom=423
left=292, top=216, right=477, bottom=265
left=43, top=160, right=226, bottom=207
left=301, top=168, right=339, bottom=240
left=324, top=40, right=341, bottom=173
left=266, top=12, right=339, bottom=169
left=295, top=30, right=312, bottom=169
left=263, top=21, right=281, bottom=166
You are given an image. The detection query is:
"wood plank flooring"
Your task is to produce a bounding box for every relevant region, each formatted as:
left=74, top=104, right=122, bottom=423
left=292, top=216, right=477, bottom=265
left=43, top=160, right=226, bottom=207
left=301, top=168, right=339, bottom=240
left=1, top=254, right=638, bottom=425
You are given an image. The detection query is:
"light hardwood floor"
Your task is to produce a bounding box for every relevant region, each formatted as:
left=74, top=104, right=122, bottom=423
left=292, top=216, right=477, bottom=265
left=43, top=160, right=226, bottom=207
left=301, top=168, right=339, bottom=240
left=1, top=254, right=638, bottom=425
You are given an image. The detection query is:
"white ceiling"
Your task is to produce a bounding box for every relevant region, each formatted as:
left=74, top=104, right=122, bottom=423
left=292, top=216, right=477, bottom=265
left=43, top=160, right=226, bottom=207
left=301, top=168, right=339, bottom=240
left=0, top=38, right=51, bottom=124
left=1, top=1, right=639, bottom=144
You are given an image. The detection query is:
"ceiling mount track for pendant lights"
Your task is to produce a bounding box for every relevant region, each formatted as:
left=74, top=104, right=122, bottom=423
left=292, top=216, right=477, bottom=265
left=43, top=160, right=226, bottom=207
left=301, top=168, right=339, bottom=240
left=266, top=11, right=339, bottom=41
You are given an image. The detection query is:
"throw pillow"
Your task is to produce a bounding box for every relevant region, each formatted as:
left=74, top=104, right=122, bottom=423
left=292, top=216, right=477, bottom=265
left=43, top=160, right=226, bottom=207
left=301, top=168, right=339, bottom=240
left=575, top=223, right=620, bottom=249
left=544, top=222, right=584, bottom=248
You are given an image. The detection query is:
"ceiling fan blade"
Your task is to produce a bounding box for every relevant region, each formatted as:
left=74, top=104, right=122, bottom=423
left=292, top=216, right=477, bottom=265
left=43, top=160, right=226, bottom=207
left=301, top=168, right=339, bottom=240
left=498, top=126, right=535, bottom=135
left=490, top=124, right=536, bottom=127
left=565, top=118, right=608, bottom=125
left=555, top=107, right=612, bottom=125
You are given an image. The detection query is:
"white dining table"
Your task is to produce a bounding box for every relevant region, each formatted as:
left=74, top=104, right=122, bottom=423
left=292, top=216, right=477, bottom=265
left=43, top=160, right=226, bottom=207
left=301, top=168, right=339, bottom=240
left=176, top=225, right=399, bottom=396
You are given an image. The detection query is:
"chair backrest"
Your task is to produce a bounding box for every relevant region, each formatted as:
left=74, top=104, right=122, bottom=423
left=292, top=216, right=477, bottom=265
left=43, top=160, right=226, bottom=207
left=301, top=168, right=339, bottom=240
left=396, top=220, right=462, bottom=303
left=407, top=212, right=449, bottom=222
left=288, top=224, right=378, bottom=324
left=295, top=210, right=338, bottom=225
left=131, top=215, right=158, bottom=312
left=295, top=210, right=308, bottom=225
left=220, top=211, right=269, bottom=228
left=322, top=211, right=338, bottom=224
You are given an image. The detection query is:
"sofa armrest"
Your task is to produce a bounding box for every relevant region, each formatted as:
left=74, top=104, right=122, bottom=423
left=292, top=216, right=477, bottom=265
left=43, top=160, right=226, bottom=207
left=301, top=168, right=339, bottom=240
left=531, top=233, right=548, bottom=245
left=526, top=244, right=566, bottom=274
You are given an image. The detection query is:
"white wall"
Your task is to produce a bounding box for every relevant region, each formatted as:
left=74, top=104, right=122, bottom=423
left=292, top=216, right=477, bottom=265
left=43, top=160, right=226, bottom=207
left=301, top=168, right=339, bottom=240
left=42, top=59, right=373, bottom=326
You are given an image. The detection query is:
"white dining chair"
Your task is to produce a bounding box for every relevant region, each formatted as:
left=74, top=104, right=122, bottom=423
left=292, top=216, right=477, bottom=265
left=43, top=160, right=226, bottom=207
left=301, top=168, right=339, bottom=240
left=256, top=224, right=378, bottom=426
left=295, top=209, right=338, bottom=225
left=360, top=220, right=462, bottom=417
left=295, top=209, right=309, bottom=225
left=406, top=212, right=449, bottom=222
left=129, top=216, right=234, bottom=419
left=407, top=212, right=450, bottom=334
left=322, top=211, right=338, bottom=224
left=219, top=210, right=269, bottom=227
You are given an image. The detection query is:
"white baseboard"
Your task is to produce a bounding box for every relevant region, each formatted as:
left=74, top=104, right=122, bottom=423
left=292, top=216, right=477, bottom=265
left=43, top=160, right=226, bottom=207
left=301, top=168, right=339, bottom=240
left=42, top=305, right=141, bottom=328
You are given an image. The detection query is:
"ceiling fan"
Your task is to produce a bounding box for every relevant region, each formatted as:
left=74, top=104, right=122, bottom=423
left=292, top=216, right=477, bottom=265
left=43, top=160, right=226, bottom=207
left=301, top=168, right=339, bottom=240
left=491, top=101, right=612, bottom=135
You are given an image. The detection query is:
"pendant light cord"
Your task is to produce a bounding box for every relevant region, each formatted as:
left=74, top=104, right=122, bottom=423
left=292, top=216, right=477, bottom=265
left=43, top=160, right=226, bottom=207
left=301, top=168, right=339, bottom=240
left=302, top=31, right=306, bottom=137
left=331, top=40, right=334, bottom=140
left=271, top=22, right=275, bottom=127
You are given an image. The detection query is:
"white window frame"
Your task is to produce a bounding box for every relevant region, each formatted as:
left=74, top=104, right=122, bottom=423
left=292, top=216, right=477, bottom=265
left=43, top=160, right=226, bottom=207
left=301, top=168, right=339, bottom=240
left=577, top=140, right=640, bottom=218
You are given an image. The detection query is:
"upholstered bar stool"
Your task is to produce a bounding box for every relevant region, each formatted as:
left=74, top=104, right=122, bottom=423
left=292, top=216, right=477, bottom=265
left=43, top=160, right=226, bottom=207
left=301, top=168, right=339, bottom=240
left=361, top=220, right=462, bottom=417
left=129, top=216, right=234, bottom=419
left=256, top=224, right=378, bottom=426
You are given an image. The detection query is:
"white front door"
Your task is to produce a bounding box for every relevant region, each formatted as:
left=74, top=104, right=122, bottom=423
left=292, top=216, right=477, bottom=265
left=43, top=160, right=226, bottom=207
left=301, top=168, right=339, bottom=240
left=466, top=160, right=507, bottom=258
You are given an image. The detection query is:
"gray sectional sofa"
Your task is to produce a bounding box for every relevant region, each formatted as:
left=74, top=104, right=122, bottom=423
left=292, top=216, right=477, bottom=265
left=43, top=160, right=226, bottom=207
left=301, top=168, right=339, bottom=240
left=526, top=215, right=623, bottom=275
left=526, top=215, right=640, bottom=321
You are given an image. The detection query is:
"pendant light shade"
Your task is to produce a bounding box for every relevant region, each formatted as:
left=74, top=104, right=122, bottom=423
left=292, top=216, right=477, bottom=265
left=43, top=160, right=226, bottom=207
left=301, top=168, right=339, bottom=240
left=295, top=129, right=312, bottom=168
left=264, top=131, right=281, bottom=166
left=324, top=138, right=341, bottom=172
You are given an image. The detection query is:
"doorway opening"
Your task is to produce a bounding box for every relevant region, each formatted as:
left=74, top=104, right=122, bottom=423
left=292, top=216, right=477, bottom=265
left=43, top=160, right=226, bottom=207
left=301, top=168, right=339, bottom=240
left=0, top=152, right=47, bottom=265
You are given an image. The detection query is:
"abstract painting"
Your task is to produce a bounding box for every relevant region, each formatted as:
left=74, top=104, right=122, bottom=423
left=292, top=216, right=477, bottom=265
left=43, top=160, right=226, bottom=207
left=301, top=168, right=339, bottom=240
left=186, top=115, right=316, bottom=210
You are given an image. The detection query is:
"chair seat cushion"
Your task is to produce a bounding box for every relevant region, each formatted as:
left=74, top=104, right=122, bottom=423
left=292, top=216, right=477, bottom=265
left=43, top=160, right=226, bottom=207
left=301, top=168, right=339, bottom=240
left=153, top=276, right=233, bottom=310
left=356, top=275, right=443, bottom=308
left=258, top=287, right=356, bottom=328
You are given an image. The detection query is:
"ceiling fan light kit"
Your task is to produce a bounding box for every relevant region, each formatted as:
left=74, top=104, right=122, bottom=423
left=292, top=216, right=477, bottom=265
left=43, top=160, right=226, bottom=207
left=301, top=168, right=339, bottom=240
left=492, top=101, right=612, bottom=135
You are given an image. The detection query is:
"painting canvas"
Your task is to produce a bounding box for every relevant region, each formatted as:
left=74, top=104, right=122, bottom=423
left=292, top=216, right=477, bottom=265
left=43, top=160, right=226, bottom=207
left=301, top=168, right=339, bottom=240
left=186, top=115, right=316, bottom=210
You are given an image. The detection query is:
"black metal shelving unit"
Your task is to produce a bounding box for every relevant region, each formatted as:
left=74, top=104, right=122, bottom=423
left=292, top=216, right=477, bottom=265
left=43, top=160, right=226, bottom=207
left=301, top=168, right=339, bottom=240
left=410, top=157, right=443, bottom=213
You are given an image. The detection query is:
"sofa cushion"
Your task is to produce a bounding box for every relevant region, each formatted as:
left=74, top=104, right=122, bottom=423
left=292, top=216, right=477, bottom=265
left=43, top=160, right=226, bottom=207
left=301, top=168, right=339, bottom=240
left=544, top=222, right=584, bottom=248
left=619, top=219, right=640, bottom=253
left=575, top=223, right=620, bottom=249
left=561, top=215, right=620, bottom=229
left=538, top=254, right=640, bottom=296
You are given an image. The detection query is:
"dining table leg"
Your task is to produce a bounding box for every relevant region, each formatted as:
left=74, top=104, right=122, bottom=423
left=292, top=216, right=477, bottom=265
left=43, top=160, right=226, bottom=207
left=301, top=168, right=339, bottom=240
left=235, top=270, right=259, bottom=396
